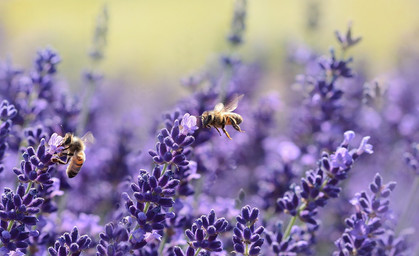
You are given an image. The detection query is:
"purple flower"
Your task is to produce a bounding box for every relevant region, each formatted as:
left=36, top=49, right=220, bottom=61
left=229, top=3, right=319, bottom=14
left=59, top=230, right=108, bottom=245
left=149, top=118, right=195, bottom=167
left=7, top=249, right=25, bottom=256
left=24, top=126, right=48, bottom=147
left=180, top=113, right=198, bottom=135
left=233, top=206, right=264, bottom=256
left=47, top=133, right=64, bottom=154
left=125, top=167, right=180, bottom=209
left=265, top=223, right=309, bottom=255
left=227, top=0, right=247, bottom=46
left=48, top=227, right=92, bottom=256
left=144, top=230, right=161, bottom=243
left=330, top=147, right=352, bottom=169
left=335, top=22, right=362, bottom=51
left=0, top=100, right=17, bottom=121
left=185, top=161, right=201, bottom=181
left=334, top=173, right=398, bottom=255
left=34, top=47, right=61, bottom=74
left=356, top=136, right=374, bottom=155
left=13, top=138, right=58, bottom=185
left=96, top=222, right=130, bottom=256
left=0, top=185, right=42, bottom=253
left=184, top=210, right=229, bottom=254
left=341, top=130, right=355, bottom=147
left=404, top=143, right=419, bottom=174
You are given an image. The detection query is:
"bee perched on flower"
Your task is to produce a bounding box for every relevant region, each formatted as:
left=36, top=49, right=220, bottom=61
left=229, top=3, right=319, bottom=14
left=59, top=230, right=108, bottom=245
left=51, top=132, right=95, bottom=178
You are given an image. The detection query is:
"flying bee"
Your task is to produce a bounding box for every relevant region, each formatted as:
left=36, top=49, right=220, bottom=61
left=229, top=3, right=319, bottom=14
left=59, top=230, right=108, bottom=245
left=52, top=132, right=95, bottom=178
left=201, top=94, right=244, bottom=140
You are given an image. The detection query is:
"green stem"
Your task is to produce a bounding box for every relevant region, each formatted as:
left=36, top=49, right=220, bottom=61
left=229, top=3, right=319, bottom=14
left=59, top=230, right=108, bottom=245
left=245, top=243, right=249, bottom=255
left=397, top=176, right=419, bottom=232
left=5, top=181, right=33, bottom=234
left=194, top=248, right=202, bottom=256
left=158, top=230, right=168, bottom=254
left=161, top=163, right=169, bottom=176
left=283, top=200, right=308, bottom=241
left=7, top=220, right=14, bottom=232
left=282, top=179, right=329, bottom=241
left=143, top=202, right=150, bottom=213
left=128, top=224, right=140, bottom=241
left=129, top=202, right=151, bottom=240
left=158, top=203, right=176, bottom=254
left=76, top=80, right=96, bottom=135
left=193, top=231, right=210, bottom=256
left=25, top=181, right=33, bottom=194
left=340, top=48, right=348, bottom=60
left=218, top=65, right=233, bottom=103
left=283, top=215, right=297, bottom=241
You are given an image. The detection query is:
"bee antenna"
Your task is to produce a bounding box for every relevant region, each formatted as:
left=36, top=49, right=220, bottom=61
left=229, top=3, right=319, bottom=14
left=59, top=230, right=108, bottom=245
left=59, top=124, right=65, bottom=135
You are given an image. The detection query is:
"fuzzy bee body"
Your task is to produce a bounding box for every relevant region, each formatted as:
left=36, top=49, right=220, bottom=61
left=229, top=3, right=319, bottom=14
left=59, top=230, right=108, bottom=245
left=66, top=146, right=86, bottom=178
left=201, top=94, right=244, bottom=139
left=53, top=132, right=94, bottom=178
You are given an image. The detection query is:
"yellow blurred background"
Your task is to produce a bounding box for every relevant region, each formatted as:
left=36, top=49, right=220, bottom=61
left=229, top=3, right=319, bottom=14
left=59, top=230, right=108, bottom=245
left=1, top=0, right=419, bottom=89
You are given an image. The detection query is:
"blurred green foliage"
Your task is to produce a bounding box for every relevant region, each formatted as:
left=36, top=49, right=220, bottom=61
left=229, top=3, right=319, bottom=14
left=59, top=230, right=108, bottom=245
left=0, top=0, right=418, bottom=87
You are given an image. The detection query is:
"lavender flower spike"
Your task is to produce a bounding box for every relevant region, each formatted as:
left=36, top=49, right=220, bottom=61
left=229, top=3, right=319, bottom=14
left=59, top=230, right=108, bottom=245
left=48, top=226, right=92, bottom=256
left=233, top=205, right=264, bottom=255
left=180, top=113, right=198, bottom=135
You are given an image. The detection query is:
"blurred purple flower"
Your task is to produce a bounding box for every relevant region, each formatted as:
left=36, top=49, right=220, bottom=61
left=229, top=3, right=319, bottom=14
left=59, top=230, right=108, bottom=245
left=60, top=211, right=102, bottom=237
left=34, top=47, right=61, bottom=74
left=335, top=22, right=362, bottom=51
left=185, top=161, right=201, bottom=181
left=277, top=141, right=301, bottom=163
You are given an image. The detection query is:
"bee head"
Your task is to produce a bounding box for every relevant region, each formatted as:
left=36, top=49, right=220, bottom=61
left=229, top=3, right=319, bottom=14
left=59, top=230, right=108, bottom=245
left=201, top=112, right=212, bottom=128
left=62, top=133, right=73, bottom=146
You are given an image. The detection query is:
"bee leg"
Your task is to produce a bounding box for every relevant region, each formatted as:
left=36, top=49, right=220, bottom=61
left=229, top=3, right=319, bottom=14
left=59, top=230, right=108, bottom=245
left=230, top=118, right=244, bottom=132
left=222, top=128, right=232, bottom=140
left=52, top=152, right=74, bottom=165
left=52, top=157, right=67, bottom=165
left=52, top=155, right=71, bottom=165
left=56, top=149, right=70, bottom=158
left=214, top=127, right=222, bottom=136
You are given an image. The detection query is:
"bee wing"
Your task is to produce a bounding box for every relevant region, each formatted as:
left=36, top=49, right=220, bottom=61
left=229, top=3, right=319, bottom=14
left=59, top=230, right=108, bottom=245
left=213, top=103, right=224, bottom=112
left=222, top=94, right=244, bottom=112
left=81, top=131, right=95, bottom=146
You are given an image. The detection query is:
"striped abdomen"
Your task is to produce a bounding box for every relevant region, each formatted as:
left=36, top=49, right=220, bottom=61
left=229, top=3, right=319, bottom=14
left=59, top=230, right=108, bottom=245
left=66, top=151, right=85, bottom=178
left=226, top=113, right=243, bottom=125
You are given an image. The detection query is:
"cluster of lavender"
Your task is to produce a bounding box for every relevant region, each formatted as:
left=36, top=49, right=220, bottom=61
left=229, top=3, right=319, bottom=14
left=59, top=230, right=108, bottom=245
left=232, top=206, right=264, bottom=255
left=289, top=23, right=362, bottom=152
left=1, top=0, right=419, bottom=255
left=333, top=174, right=408, bottom=255
left=0, top=126, right=92, bottom=255
left=0, top=100, right=17, bottom=173
left=263, top=131, right=372, bottom=254
left=176, top=209, right=229, bottom=255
